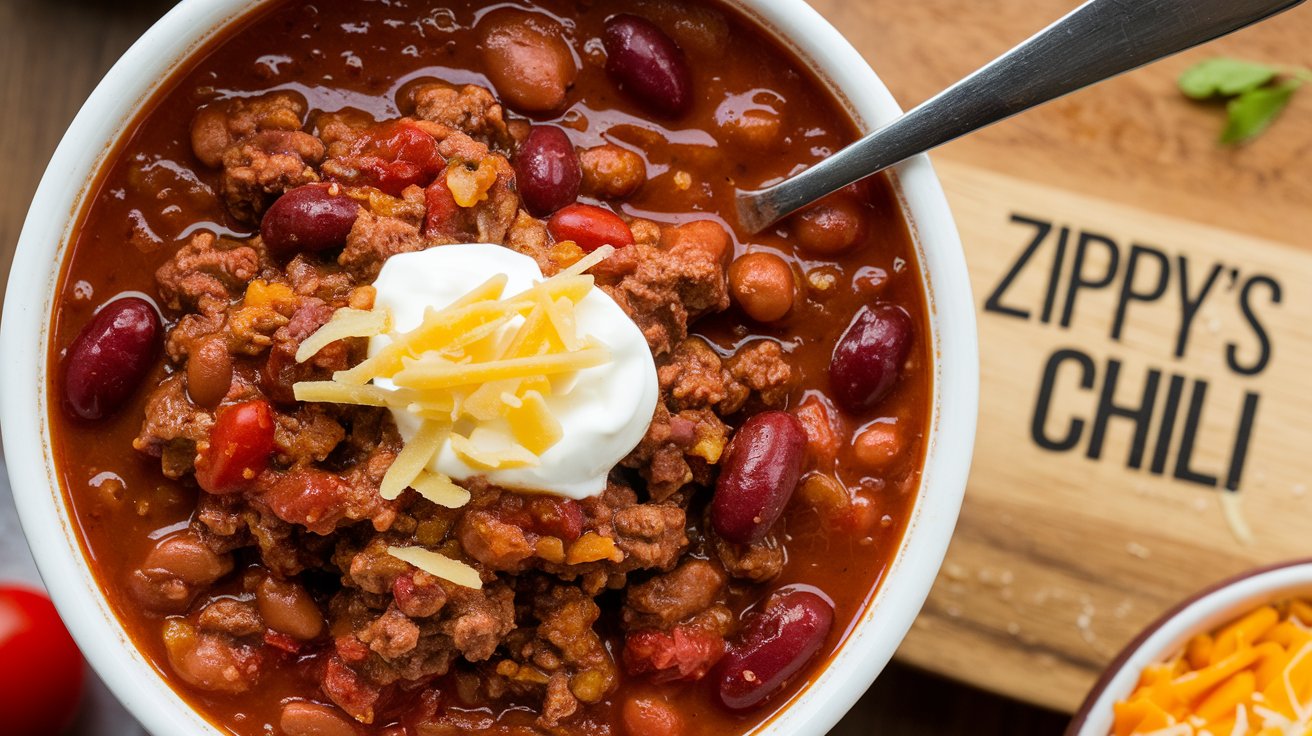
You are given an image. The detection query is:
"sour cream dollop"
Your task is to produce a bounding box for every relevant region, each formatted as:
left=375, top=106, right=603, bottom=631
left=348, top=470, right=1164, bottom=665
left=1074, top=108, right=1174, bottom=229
left=370, top=244, right=659, bottom=499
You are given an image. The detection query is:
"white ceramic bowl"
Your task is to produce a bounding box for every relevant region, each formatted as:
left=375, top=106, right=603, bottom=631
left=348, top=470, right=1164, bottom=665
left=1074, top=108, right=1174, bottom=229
left=1067, top=559, right=1312, bottom=736
left=0, top=1, right=978, bottom=734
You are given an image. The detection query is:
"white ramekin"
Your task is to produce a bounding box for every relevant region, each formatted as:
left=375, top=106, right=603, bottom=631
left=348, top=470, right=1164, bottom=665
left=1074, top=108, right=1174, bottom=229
left=1067, top=559, right=1312, bottom=736
left=0, top=1, right=979, bottom=734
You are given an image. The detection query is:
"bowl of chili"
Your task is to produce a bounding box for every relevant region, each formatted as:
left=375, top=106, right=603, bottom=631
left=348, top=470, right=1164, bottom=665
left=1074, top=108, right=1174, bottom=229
left=0, top=1, right=977, bottom=735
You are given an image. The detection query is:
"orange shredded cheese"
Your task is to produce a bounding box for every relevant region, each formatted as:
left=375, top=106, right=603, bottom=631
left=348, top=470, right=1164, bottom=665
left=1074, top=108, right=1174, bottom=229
left=1113, top=599, right=1312, bottom=735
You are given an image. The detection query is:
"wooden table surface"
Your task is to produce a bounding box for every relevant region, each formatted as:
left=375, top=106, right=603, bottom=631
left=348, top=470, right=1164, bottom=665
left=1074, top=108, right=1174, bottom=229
left=5, top=0, right=1308, bottom=732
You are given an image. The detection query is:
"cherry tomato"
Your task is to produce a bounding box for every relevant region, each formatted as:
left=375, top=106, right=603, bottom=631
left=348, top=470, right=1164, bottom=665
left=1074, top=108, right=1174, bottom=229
left=546, top=203, right=635, bottom=252
left=195, top=399, right=276, bottom=494
left=0, top=586, right=85, bottom=736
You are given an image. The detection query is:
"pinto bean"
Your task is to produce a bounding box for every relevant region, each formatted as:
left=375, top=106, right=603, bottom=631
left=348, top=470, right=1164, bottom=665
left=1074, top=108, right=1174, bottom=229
left=792, top=195, right=867, bottom=255
left=186, top=335, right=233, bottom=409
left=621, top=695, right=684, bottom=736
left=130, top=532, right=234, bottom=613
left=711, top=411, right=808, bottom=545
left=728, top=252, right=794, bottom=322
left=717, top=589, right=834, bottom=711
left=163, top=620, right=257, bottom=694
left=852, top=421, right=907, bottom=471
left=479, top=9, right=578, bottom=113
left=829, top=305, right=914, bottom=414
left=62, top=296, right=161, bottom=420
left=256, top=577, right=325, bottom=641
left=280, top=701, right=359, bottom=736
left=579, top=144, right=646, bottom=199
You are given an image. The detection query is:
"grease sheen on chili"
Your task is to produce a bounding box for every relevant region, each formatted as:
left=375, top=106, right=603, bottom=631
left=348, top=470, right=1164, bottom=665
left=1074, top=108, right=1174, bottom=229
left=47, top=2, right=932, bottom=735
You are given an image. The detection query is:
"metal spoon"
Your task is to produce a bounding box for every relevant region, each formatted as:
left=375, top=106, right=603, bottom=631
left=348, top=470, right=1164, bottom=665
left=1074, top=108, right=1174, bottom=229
left=736, top=0, right=1306, bottom=233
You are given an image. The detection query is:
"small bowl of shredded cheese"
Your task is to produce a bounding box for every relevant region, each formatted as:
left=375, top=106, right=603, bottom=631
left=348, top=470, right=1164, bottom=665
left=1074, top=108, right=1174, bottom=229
left=1068, top=559, right=1312, bottom=736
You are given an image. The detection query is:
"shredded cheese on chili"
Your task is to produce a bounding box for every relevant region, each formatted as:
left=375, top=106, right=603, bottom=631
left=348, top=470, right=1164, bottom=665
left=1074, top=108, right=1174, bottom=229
left=292, top=245, right=616, bottom=507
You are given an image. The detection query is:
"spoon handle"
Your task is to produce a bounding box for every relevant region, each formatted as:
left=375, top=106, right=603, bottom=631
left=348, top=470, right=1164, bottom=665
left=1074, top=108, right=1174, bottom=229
left=737, top=0, right=1306, bottom=233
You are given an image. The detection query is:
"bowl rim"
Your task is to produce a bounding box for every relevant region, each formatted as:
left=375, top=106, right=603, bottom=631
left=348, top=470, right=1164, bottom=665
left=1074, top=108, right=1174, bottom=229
left=0, top=1, right=979, bottom=735
left=1066, top=557, right=1312, bottom=736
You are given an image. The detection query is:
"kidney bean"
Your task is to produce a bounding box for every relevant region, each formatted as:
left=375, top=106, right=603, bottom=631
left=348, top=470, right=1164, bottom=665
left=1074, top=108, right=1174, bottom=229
left=194, top=399, right=276, bottom=494
left=479, top=8, right=578, bottom=113
left=717, top=589, right=835, bottom=711
left=711, top=411, right=807, bottom=545
left=186, top=335, right=233, bottom=409
left=261, top=183, right=360, bottom=255
left=514, top=125, right=582, bottom=216
left=603, top=15, right=693, bottom=117
left=256, top=577, right=325, bottom=641
left=280, top=702, right=359, bottom=736
left=793, top=195, right=867, bottom=255
left=62, top=296, right=161, bottom=420
left=829, top=305, right=914, bottom=414
left=728, top=252, right=794, bottom=323
left=547, top=203, right=635, bottom=252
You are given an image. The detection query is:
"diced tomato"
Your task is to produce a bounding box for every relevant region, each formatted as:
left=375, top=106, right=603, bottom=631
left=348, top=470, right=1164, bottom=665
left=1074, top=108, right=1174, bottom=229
left=322, top=655, right=382, bottom=723
left=195, top=399, right=276, bottom=494
left=259, top=468, right=355, bottom=535
left=547, top=203, right=635, bottom=252
left=0, top=587, right=85, bottom=736
left=423, top=177, right=461, bottom=238
left=341, top=122, right=444, bottom=195
left=263, top=630, right=302, bottom=655
left=623, top=626, right=725, bottom=683
left=524, top=496, right=585, bottom=541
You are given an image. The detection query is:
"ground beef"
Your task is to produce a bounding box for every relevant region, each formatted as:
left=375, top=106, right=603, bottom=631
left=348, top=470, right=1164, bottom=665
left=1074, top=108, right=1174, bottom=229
left=622, top=559, right=727, bottom=631
left=133, top=374, right=213, bottom=478
left=726, top=339, right=795, bottom=410
left=710, top=528, right=785, bottom=583
left=338, top=208, right=426, bottom=282
left=198, top=598, right=264, bottom=638
left=600, top=220, right=731, bottom=357
left=156, top=232, right=266, bottom=314
left=220, top=130, right=325, bottom=224
left=411, top=83, right=513, bottom=150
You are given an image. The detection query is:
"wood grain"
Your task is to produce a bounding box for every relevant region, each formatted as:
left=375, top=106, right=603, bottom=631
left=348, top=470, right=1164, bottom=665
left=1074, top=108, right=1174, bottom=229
left=809, top=0, right=1312, bottom=247
left=900, top=159, right=1312, bottom=711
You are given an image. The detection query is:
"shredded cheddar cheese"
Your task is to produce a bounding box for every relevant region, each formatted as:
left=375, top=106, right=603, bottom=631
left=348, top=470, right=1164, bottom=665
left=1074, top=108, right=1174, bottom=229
left=291, top=245, right=616, bottom=512
left=386, top=546, right=482, bottom=590
left=1113, top=599, right=1312, bottom=735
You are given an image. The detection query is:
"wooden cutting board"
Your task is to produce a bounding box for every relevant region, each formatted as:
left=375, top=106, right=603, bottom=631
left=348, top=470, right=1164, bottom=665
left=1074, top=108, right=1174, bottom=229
left=893, top=160, right=1312, bottom=711
left=800, top=0, right=1312, bottom=713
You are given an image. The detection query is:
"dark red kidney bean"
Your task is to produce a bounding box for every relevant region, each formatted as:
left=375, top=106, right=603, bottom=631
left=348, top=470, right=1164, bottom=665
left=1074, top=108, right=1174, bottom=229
left=829, top=304, right=914, bottom=414
left=547, top=203, right=635, bottom=252
left=514, top=125, right=582, bottom=217
left=717, top=589, right=835, bottom=711
left=603, top=14, right=693, bottom=117
left=711, top=411, right=807, bottom=545
left=62, top=296, right=161, bottom=420
left=261, top=183, right=360, bottom=255
left=194, top=400, right=276, bottom=494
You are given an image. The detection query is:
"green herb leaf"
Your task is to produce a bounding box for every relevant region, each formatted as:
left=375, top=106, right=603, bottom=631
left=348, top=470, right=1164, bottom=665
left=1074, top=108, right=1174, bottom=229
left=1179, top=58, right=1279, bottom=99
left=1221, top=79, right=1301, bottom=144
